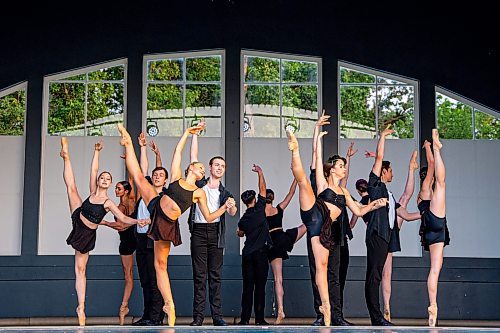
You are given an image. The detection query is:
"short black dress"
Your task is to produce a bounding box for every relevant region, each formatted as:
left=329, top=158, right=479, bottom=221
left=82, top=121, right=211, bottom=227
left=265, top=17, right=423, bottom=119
left=267, top=205, right=298, bottom=261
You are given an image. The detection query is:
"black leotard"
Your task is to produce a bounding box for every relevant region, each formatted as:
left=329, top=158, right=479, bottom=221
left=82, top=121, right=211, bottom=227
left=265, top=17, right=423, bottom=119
left=418, top=199, right=450, bottom=251
left=267, top=205, right=299, bottom=261
left=80, top=197, right=108, bottom=224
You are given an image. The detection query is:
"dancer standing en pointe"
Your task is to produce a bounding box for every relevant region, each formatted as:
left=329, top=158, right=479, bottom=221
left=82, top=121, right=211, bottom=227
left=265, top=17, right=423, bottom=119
left=417, top=130, right=450, bottom=327
left=117, top=123, right=235, bottom=326
left=60, top=138, right=141, bottom=326
left=287, top=130, right=385, bottom=326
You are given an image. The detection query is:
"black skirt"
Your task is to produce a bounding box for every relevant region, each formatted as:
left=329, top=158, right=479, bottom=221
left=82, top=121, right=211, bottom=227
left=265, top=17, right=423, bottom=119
left=119, top=226, right=137, bottom=255
left=66, top=207, right=97, bottom=254
left=268, top=227, right=299, bottom=261
left=147, top=196, right=182, bottom=246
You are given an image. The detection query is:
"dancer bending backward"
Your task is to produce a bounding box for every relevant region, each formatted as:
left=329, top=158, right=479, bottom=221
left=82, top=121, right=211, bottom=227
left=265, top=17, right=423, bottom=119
left=265, top=178, right=306, bottom=324
left=351, top=150, right=420, bottom=322
left=118, top=123, right=234, bottom=327
left=417, top=130, right=450, bottom=327
left=60, top=138, right=141, bottom=326
left=286, top=129, right=385, bottom=326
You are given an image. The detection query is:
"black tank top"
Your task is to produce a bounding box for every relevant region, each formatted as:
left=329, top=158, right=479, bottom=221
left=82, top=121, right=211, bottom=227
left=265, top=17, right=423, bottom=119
left=163, top=180, right=195, bottom=213
left=267, top=205, right=284, bottom=230
left=318, top=188, right=346, bottom=210
left=81, top=197, right=108, bottom=224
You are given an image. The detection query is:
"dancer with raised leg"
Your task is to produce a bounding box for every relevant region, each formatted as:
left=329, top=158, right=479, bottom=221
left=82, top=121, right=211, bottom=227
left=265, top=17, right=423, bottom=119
left=60, top=138, right=141, bottom=326
left=265, top=179, right=306, bottom=324
left=287, top=129, right=385, bottom=326
left=117, top=123, right=234, bottom=327
left=417, top=130, right=450, bottom=327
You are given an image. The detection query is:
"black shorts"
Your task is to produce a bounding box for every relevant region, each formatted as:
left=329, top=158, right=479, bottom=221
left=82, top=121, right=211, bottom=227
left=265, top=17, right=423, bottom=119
left=119, top=226, right=137, bottom=255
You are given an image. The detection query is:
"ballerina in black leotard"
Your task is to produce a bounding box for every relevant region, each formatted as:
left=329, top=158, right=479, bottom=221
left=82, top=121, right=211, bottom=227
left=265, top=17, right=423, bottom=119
left=265, top=179, right=307, bottom=324
left=60, top=138, right=140, bottom=326
left=417, top=130, right=450, bottom=327
left=118, top=123, right=235, bottom=326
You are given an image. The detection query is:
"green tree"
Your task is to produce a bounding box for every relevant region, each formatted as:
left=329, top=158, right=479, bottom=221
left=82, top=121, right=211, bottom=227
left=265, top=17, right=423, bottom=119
left=0, top=90, right=25, bottom=135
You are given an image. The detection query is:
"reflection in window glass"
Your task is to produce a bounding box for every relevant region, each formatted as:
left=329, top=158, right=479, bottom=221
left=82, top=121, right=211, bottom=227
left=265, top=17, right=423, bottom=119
left=146, top=54, right=222, bottom=137
left=243, top=55, right=320, bottom=138
left=475, top=110, right=500, bottom=140
left=47, top=64, right=125, bottom=136
left=0, top=88, right=26, bottom=136
left=339, top=65, right=415, bottom=139
left=436, top=92, right=473, bottom=139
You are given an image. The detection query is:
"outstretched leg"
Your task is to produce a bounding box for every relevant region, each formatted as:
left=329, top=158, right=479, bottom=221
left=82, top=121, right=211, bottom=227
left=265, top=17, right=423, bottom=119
left=382, top=252, right=393, bottom=321
left=75, top=250, right=90, bottom=326
left=287, top=131, right=315, bottom=211
left=270, top=259, right=285, bottom=324
left=154, top=240, right=176, bottom=327
left=430, top=129, right=445, bottom=218
left=311, top=237, right=331, bottom=326
left=60, top=138, right=83, bottom=213
left=118, top=124, right=157, bottom=205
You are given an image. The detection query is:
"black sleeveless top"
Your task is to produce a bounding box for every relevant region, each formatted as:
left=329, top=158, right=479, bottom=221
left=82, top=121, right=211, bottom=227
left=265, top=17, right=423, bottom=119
left=163, top=180, right=195, bottom=213
left=267, top=205, right=284, bottom=230
left=318, top=188, right=346, bottom=211
left=81, top=197, right=108, bottom=224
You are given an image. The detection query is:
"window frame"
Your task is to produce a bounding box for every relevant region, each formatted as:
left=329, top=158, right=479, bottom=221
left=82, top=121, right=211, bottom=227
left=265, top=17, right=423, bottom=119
left=240, top=49, right=322, bottom=138
left=142, top=49, right=225, bottom=137
left=42, top=59, right=128, bottom=137
left=435, top=86, right=499, bottom=140
left=337, top=61, right=419, bottom=139
left=0, top=82, right=28, bottom=137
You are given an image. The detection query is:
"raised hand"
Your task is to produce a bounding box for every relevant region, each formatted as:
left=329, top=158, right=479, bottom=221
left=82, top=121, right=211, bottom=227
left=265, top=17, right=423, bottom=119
left=318, top=131, right=328, bottom=139
left=347, top=142, right=358, bottom=157
left=60, top=137, right=69, bottom=160
left=409, top=150, right=419, bottom=171
left=138, top=132, right=147, bottom=147
left=422, top=139, right=431, bottom=149
left=365, top=150, right=376, bottom=158
left=286, top=130, right=298, bottom=151
left=316, top=110, right=331, bottom=127
left=187, top=122, right=206, bottom=135
left=381, top=125, right=395, bottom=137
left=251, top=164, right=263, bottom=174
left=149, top=140, right=160, bottom=155
left=94, top=140, right=104, bottom=151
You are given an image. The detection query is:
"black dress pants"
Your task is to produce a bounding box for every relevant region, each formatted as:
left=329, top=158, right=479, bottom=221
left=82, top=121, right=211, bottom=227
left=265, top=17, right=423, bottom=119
left=191, top=223, right=224, bottom=320
left=135, top=233, right=164, bottom=322
left=306, top=236, right=342, bottom=321
left=240, top=248, right=269, bottom=323
left=339, top=239, right=350, bottom=311
left=365, top=233, right=389, bottom=323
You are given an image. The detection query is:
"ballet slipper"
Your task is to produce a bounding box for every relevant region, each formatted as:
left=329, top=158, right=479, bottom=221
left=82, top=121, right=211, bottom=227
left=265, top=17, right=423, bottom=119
left=383, top=307, right=391, bottom=322
left=432, top=129, right=442, bottom=150
left=274, top=307, right=285, bottom=325
left=163, top=302, right=176, bottom=327
left=117, top=123, right=132, bottom=146
left=286, top=130, right=299, bottom=152
left=428, top=303, right=438, bottom=327
left=60, top=137, right=69, bottom=160
left=76, top=304, right=86, bottom=326
left=119, top=303, right=129, bottom=326
left=319, top=303, right=331, bottom=326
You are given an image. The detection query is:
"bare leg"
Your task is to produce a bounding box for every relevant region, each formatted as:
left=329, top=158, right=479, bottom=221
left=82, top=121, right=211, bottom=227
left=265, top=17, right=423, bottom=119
left=382, top=252, right=393, bottom=321
left=270, top=259, right=285, bottom=325
left=119, top=254, right=134, bottom=325
left=295, top=224, right=307, bottom=243
left=75, top=250, right=90, bottom=326
left=287, top=131, right=315, bottom=211
left=428, top=242, right=444, bottom=326
left=430, top=129, right=446, bottom=218
left=154, top=240, right=176, bottom=327
left=311, top=237, right=331, bottom=326
left=117, top=124, right=157, bottom=205
left=60, top=138, right=83, bottom=213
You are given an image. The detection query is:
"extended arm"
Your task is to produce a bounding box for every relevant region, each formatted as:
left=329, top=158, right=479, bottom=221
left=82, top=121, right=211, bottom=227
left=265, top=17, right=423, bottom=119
left=195, top=190, right=231, bottom=223
left=252, top=164, right=266, bottom=197
left=149, top=140, right=163, bottom=168
left=372, top=126, right=394, bottom=177
left=105, top=200, right=139, bottom=225
left=89, top=141, right=103, bottom=194
left=311, top=111, right=330, bottom=170
left=340, top=142, right=357, bottom=188
left=399, top=150, right=418, bottom=207
left=315, top=131, right=329, bottom=194
left=278, top=179, right=297, bottom=210
left=170, top=124, right=205, bottom=182
left=138, top=133, right=149, bottom=176
left=396, top=206, right=421, bottom=222
left=345, top=188, right=386, bottom=217
left=190, top=132, right=199, bottom=163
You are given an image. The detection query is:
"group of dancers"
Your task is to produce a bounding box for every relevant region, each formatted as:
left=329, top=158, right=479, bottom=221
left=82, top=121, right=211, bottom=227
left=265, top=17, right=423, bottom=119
left=59, top=111, right=450, bottom=327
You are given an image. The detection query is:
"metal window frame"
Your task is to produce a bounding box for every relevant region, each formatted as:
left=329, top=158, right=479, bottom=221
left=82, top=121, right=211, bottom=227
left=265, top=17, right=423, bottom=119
left=241, top=49, right=322, bottom=139
left=435, top=86, right=500, bottom=140
left=338, top=61, right=419, bottom=140
left=142, top=49, right=225, bottom=137
left=0, top=81, right=28, bottom=137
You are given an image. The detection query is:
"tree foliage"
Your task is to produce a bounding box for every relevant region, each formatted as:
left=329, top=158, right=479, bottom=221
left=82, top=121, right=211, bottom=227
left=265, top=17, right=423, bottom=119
left=0, top=90, right=25, bottom=135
